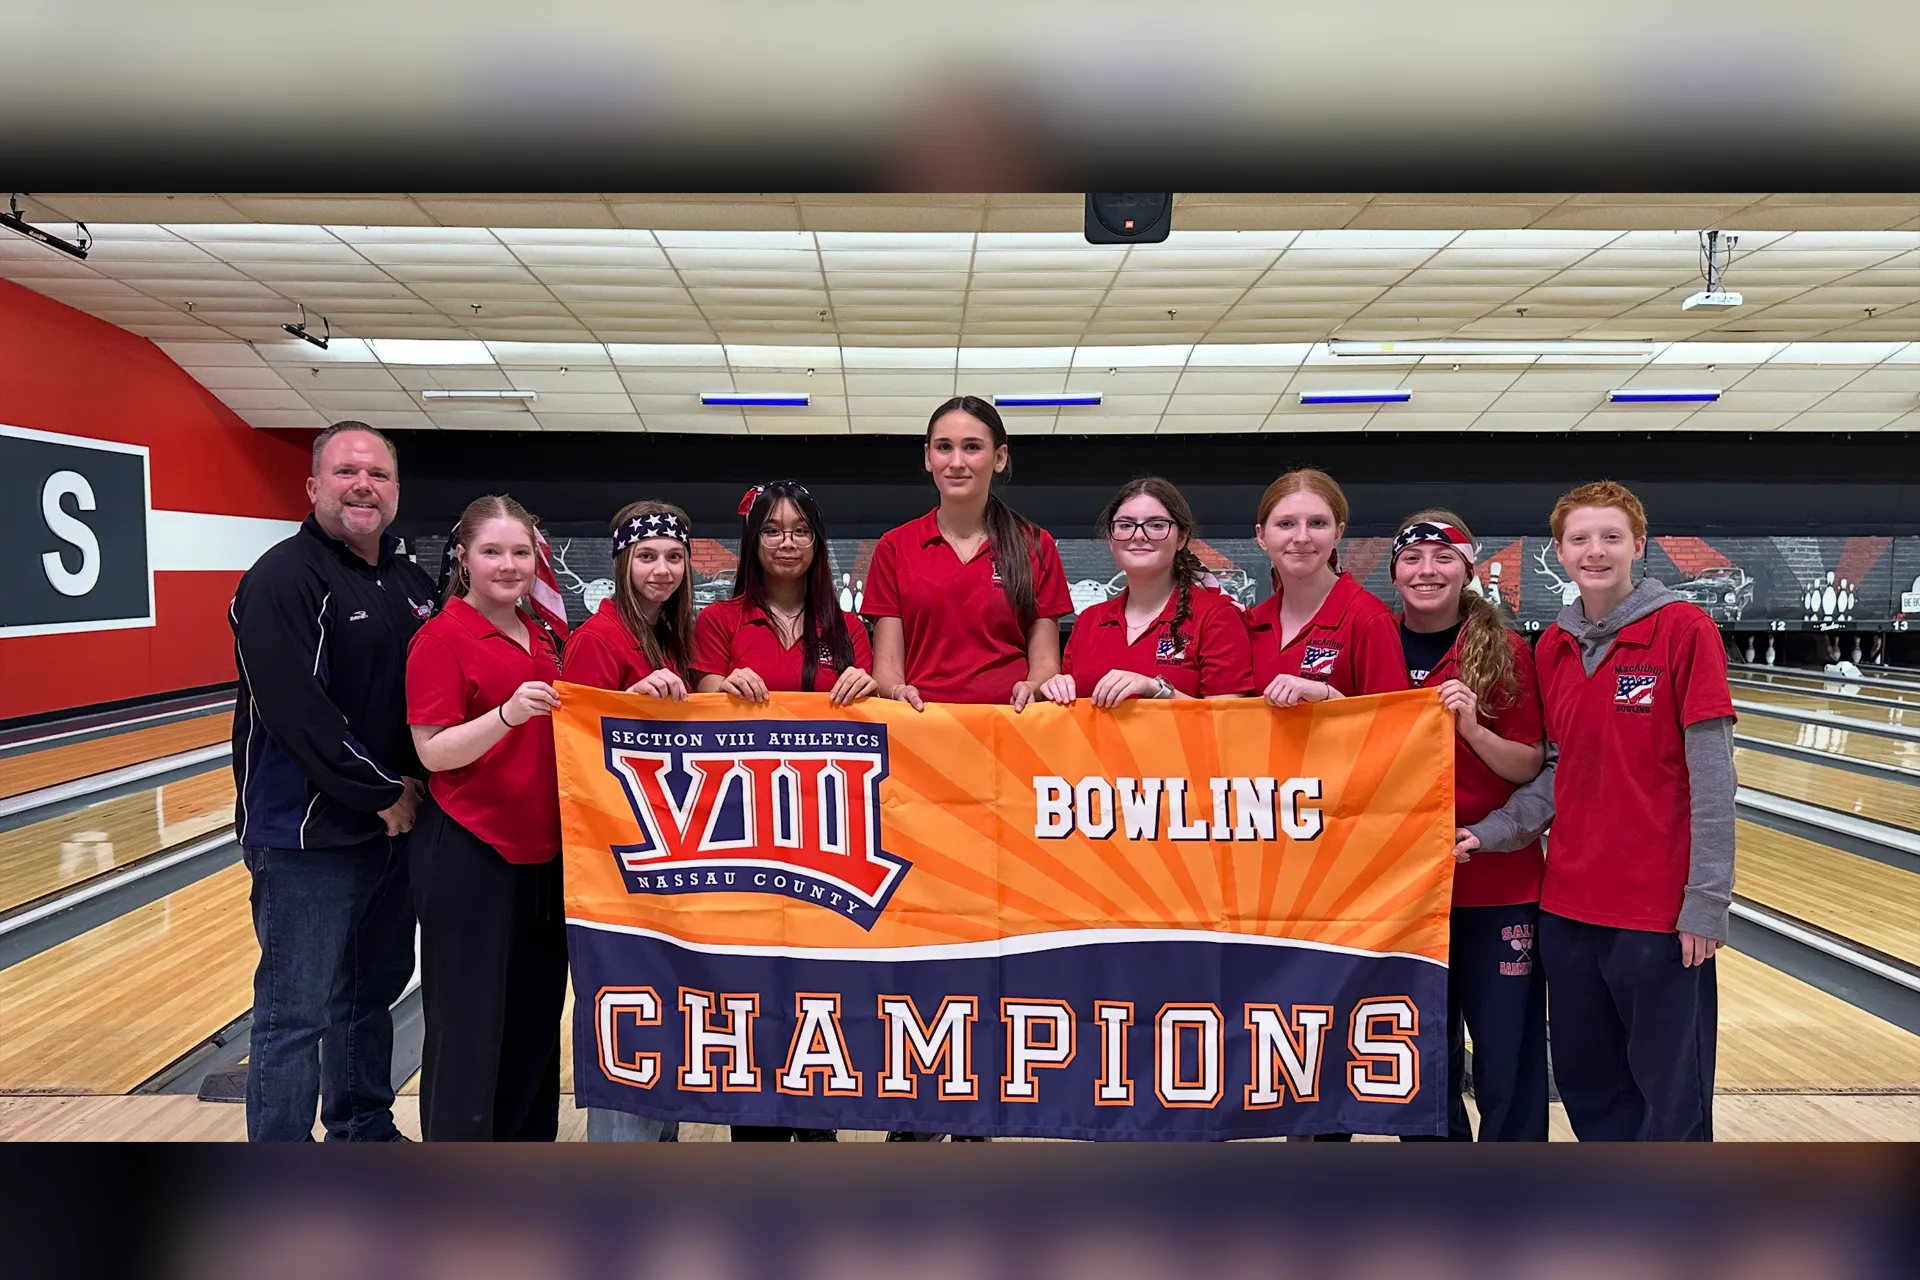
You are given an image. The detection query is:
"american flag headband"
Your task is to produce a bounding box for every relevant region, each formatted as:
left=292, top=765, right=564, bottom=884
left=1391, top=520, right=1475, bottom=562
left=613, top=511, right=692, bottom=553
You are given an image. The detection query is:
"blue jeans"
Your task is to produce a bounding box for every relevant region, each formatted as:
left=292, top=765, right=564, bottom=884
left=243, top=836, right=415, bottom=1141
left=586, top=1108, right=678, bottom=1141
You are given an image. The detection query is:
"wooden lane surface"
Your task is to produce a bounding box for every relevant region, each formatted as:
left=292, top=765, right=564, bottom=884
left=1734, top=684, right=1917, bottom=728
left=0, top=713, right=232, bottom=801
left=1735, top=671, right=1920, bottom=707
left=1735, top=748, right=1920, bottom=832
left=0, top=772, right=235, bottom=915
left=1733, top=821, right=1920, bottom=969
left=1740, top=713, right=1920, bottom=772
left=0, top=863, right=255, bottom=1094
left=1717, top=948, right=1920, bottom=1092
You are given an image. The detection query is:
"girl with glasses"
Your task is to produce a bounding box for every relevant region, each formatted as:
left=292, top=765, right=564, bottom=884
left=691, top=481, right=874, bottom=709
left=1040, top=476, right=1253, bottom=707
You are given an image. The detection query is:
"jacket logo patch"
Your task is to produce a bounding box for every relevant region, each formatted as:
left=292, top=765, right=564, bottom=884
left=348, top=610, right=369, bottom=622
left=1614, top=672, right=1659, bottom=711
left=409, top=598, right=434, bottom=620
left=1301, top=644, right=1341, bottom=677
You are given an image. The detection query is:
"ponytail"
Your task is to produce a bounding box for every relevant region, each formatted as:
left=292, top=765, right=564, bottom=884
left=982, top=494, right=1038, bottom=624
left=1456, top=589, right=1520, bottom=714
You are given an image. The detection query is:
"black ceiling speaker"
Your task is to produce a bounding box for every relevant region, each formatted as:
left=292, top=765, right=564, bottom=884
left=1084, top=193, right=1173, bottom=244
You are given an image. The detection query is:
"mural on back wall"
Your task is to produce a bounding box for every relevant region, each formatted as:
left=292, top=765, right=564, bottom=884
left=404, top=530, right=1920, bottom=631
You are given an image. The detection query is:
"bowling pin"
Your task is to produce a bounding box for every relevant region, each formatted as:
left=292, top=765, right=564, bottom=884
left=1852, top=636, right=1863, bottom=664
left=1487, top=561, right=1504, bottom=608
left=1842, top=580, right=1854, bottom=619
left=1765, top=637, right=1777, bottom=666
left=1804, top=582, right=1817, bottom=619
left=1823, top=577, right=1838, bottom=622
left=1744, top=636, right=1756, bottom=663
left=854, top=578, right=865, bottom=612
left=839, top=573, right=854, bottom=612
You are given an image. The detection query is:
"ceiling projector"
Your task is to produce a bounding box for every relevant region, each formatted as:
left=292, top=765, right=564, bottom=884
left=1682, top=290, right=1743, bottom=311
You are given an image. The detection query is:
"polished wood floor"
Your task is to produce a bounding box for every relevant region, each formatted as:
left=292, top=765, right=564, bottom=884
left=1735, top=670, right=1920, bottom=707
left=1734, top=821, right=1920, bottom=968
left=0, top=771, right=234, bottom=914
left=0, top=862, right=255, bottom=1094
left=1734, top=747, right=1920, bottom=831
left=0, top=713, right=232, bottom=800
left=1739, top=712, right=1920, bottom=772
left=1734, top=684, right=1917, bottom=728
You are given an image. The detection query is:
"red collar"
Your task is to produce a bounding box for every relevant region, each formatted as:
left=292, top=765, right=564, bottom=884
left=1097, top=585, right=1180, bottom=630
left=446, top=595, right=542, bottom=645
left=1272, top=572, right=1363, bottom=635
left=912, top=508, right=995, bottom=555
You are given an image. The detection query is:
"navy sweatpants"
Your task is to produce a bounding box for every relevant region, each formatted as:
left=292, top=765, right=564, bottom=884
left=1539, top=911, right=1717, bottom=1142
left=1447, top=903, right=1549, bottom=1141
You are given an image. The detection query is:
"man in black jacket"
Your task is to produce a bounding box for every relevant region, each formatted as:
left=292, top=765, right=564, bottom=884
left=229, top=421, right=437, bottom=1140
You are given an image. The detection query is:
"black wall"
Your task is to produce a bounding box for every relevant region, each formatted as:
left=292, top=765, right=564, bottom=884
left=390, top=430, right=1920, bottom=541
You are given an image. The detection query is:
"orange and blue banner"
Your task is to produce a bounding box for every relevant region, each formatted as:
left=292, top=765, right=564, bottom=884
left=556, top=684, right=1455, bottom=1139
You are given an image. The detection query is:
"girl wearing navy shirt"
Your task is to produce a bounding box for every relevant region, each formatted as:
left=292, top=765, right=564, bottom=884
left=1390, top=509, right=1548, bottom=1141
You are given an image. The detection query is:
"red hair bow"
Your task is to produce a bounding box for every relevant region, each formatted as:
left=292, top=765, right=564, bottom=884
left=737, top=484, right=766, bottom=516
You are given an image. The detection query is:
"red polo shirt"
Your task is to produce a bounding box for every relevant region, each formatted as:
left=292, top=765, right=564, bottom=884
left=406, top=597, right=562, bottom=865
left=692, top=595, right=874, bottom=693
left=861, top=509, right=1073, bottom=705
left=1535, top=600, right=1736, bottom=931
left=1064, top=584, right=1255, bottom=697
left=560, top=598, right=675, bottom=692
left=1410, top=627, right=1545, bottom=908
left=1248, top=573, right=1410, bottom=697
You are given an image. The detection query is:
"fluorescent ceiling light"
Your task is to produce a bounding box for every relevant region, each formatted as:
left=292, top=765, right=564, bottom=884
left=994, top=393, right=1101, bottom=408
left=368, top=339, right=495, bottom=365
left=421, top=389, right=537, bottom=401
left=1608, top=388, right=1720, bottom=403
left=1329, top=340, right=1656, bottom=358
left=701, top=392, right=809, bottom=407
left=1299, top=389, right=1412, bottom=406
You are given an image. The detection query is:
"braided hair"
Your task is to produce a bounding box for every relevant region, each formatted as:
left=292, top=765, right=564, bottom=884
left=1098, top=476, right=1208, bottom=654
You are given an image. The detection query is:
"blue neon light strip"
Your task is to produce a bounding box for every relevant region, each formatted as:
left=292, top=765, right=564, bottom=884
left=701, top=392, right=809, bottom=407
left=993, top=393, right=1103, bottom=408
left=1298, top=389, right=1412, bottom=405
left=1608, top=389, right=1721, bottom=404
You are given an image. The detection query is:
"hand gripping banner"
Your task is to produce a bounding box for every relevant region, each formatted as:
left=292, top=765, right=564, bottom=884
left=556, top=684, right=1455, bottom=1140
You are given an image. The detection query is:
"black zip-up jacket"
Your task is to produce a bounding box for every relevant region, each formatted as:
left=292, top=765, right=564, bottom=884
left=229, top=516, right=438, bottom=849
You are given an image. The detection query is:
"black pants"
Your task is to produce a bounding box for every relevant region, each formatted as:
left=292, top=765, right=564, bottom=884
left=1446, top=902, right=1550, bottom=1141
left=733, top=1126, right=837, bottom=1142
left=411, top=801, right=567, bottom=1142
left=1539, top=911, right=1717, bottom=1141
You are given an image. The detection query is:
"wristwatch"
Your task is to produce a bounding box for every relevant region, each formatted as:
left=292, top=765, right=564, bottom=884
left=1153, top=676, right=1175, bottom=700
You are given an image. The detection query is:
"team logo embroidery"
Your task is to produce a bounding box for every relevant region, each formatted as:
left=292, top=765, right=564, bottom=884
left=348, top=609, right=369, bottom=622
left=408, top=597, right=433, bottom=620
left=1499, top=923, right=1535, bottom=976
left=990, top=561, right=1002, bottom=585
left=818, top=641, right=836, bottom=667
left=1615, top=672, right=1659, bottom=710
left=601, top=716, right=910, bottom=929
left=1301, top=644, right=1341, bottom=677
left=1154, top=633, right=1187, bottom=664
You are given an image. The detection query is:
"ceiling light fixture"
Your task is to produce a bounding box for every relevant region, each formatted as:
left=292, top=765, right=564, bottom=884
left=993, top=393, right=1102, bottom=408
left=1607, top=388, right=1721, bottom=404
left=700, top=392, right=809, bottom=407
left=0, top=193, right=89, bottom=259
left=1299, top=389, right=1412, bottom=406
left=421, top=389, right=538, bottom=401
left=1328, top=340, right=1655, bottom=358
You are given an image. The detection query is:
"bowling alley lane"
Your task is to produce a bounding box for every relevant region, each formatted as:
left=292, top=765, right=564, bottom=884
left=1733, top=669, right=1920, bottom=708
left=0, top=712, right=233, bottom=802
left=0, top=863, right=255, bottom=1094
left=0, top=771, right=235, bottom=915
left=1732, top=682, right=1917, bottom=726
left=1716, top=948, right=1920, bottom=1093
left=1734, top=748, right=1920, bottom=832
left=1734, top=820, right=1920, bottom=970
left=1738, top=712, right=1920, bottom=773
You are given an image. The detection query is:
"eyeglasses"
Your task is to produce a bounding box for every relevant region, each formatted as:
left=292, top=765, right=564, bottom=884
left=758, top=525, right=816, bottom=545
left=1107, top=518, right=1178, bottom=541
